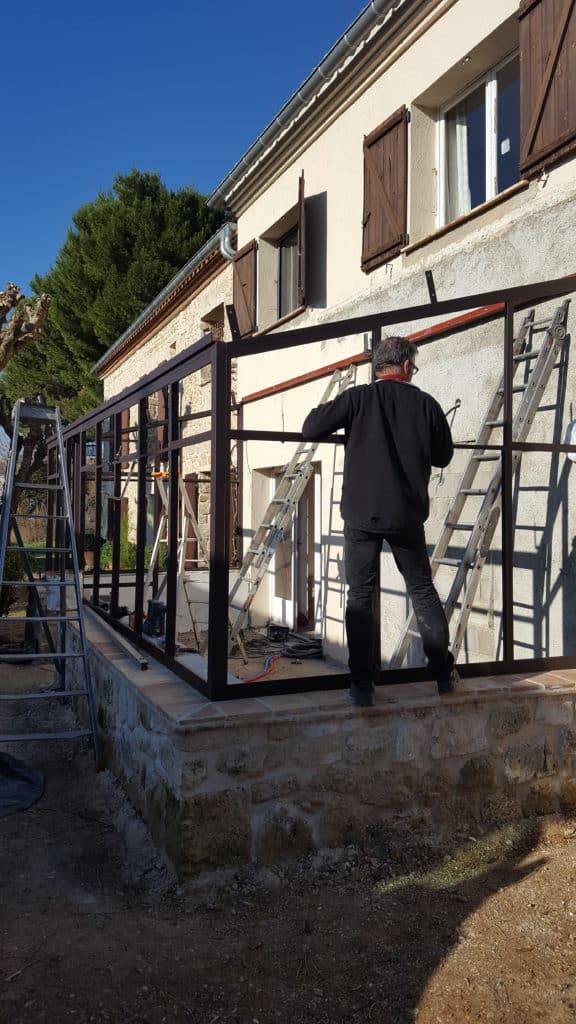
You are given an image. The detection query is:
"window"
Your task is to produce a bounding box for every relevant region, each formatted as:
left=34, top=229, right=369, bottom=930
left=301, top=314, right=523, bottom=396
left=278, top=227, right=299, bottom=318
left=439, top=54, right=520, bottom=225
left=201, top=303, right=225, bottom=342
left=255, top=173, right=306, bottom=332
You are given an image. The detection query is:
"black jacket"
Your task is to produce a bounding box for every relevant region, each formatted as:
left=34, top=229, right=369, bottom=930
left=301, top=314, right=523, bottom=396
left=301, top=379, right=453, bottom=532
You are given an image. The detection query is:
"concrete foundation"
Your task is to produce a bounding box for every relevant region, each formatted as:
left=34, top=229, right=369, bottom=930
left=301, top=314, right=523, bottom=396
left=68, top=610, right=576, bottom=878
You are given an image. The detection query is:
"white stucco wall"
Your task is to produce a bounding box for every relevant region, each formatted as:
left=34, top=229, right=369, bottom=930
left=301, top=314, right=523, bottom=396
left=228, top=0, right=576, bottom=671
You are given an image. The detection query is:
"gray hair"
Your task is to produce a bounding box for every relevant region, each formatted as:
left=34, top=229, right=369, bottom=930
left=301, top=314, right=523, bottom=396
left=374, top=335, right=417, bottom=375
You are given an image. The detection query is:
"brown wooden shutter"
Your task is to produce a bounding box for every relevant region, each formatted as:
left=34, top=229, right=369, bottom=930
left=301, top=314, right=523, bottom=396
left=232, top=240, right=257, bottom=337
left=519, top=0, right=576, bottom=175
left=120, top=408, right=130, bottom=457
left=362, top=106, right=409, bottom=272
left=184, top=475, right=198, bottom=566
left=297, top=172, right=306, bottom=307
left=157, top=387, right=168, bottom=460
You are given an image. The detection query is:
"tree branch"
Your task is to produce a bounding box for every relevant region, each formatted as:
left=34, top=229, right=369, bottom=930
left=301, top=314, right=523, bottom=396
left=0, top=284, right=50, bottom=373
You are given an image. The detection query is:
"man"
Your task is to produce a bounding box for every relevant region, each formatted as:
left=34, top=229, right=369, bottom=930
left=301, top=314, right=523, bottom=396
left=301, top=335, right=463, bottom=706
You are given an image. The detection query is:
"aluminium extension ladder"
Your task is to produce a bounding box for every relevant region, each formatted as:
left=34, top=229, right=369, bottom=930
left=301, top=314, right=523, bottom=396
left=228, top=364, right=357, bottom=650
left=0, top=401, right=99, bottom=762
left=390, top=300, right=569, bottom=668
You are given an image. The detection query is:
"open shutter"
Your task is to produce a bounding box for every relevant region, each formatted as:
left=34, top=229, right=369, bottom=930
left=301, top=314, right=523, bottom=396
left=232, top=240, right=258, bottom=337
left=519, top=0, right=576, bottom=175
left=362, top=106, right=409, bottom=272
left=297, top=172, right=306, bottom=307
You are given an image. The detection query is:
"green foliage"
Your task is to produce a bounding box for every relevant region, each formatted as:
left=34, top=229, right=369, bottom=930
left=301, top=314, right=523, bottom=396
left=99, top=521, right=168, bottom=572
left=2, top=170, right=223, bottom=422
left=0, top=550, right=24, bottom=617
left=99, top=539, right=169, bottom=571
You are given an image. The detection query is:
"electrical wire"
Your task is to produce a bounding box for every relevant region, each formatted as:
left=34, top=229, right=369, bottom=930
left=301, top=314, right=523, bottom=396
left=243, top=654, right=282, bottom=683
left=238, top=629, right=323, bottom=683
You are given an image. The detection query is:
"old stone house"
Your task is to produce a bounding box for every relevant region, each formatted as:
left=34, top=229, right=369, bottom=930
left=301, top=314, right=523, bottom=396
left=94, top=0, right=576, bottom=673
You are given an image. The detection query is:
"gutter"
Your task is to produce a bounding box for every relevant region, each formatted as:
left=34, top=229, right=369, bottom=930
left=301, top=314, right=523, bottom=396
left=93, top=223, right=235, bottom=375
left=208, top=0, right=404, bottom=210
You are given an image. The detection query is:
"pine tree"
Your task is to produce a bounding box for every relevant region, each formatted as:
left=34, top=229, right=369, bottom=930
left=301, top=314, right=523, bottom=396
left=2, top=170, right=223, bottom=421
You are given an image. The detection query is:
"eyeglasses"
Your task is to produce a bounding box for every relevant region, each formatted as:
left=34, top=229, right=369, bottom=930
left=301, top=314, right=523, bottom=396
left=408, top=361, right=419, bottom=375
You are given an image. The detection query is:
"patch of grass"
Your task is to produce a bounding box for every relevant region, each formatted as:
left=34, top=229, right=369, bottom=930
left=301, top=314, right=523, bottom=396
left=375, top=823, right=536, bottom=893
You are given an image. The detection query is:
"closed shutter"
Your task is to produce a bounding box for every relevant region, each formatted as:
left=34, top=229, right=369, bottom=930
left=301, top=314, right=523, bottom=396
left=362, top=106, right=409, bottom=272
left=120, top=408, right=130, bottom=457
left=184, top=476, right=198, bottom=566
left=232, top=240, right=258, bottom=337
left=519, top=0, right=576, bottom=175
left=157, top=387, right=168, bottom=461
left=297, top=172, right=306, bottom=307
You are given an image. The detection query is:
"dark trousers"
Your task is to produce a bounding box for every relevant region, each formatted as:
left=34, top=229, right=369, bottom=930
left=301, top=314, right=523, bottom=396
left=344, top=523, right=453, bottom=688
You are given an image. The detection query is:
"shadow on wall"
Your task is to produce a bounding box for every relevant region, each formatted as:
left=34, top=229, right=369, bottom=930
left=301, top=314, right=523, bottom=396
left=306, top=192, right=328, bottom=310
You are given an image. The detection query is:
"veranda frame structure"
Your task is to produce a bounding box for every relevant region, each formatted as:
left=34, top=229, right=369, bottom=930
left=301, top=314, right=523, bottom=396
left=57, top=272, right=576, bottom=700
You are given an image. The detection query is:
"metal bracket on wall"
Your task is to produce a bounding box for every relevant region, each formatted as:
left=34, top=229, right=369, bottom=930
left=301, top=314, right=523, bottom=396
left=425, top=270, right=438, bottom=304
left=226, top=304, right=242, bottom=341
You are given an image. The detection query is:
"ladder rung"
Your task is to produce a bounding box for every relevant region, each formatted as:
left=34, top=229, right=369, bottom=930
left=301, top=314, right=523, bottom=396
left=0, top=689, right=88, bottom=701
left=514, top=349, right=541, bottom=362
left=433, top=557, right=461, bottom=567
left=7, top=546, right=71, bottom=554
left=13, top=483, right=63, bottom=490
left=0, top=730, right=93, bottom=742
left=474, top=454, right=501, bottom=461
left=270, top=498, right=288, bottom=504
left=0, top=652, right=85, bottom=661
left=485, top=420, right=504, bottom=427
left=497, top=386, right=527, bottom=394
left=15, top=616, right=81, bottom=622
left=460, top=488, right=486, bottom=495
left=445, top=523, right=474, bottom=531
left=8, top=580, right=77, bottom=587
left=13, top=514, right=69, bottom=520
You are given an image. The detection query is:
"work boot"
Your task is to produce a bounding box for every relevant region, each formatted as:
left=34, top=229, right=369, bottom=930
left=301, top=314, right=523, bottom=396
left=349, top=681, right=375, bottom=707
left=437, top=666, right=465, bottom=696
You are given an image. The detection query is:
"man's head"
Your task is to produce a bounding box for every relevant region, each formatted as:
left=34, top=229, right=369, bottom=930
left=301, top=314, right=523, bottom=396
left=374, top=335, right=419, bottom=382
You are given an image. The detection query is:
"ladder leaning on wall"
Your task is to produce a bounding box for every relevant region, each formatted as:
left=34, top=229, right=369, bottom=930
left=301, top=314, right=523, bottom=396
left=390, top=300, right=570, bottom=669
left=0, top=400, right=100, bottom=763
left=228, top=364, right=358, bottom=652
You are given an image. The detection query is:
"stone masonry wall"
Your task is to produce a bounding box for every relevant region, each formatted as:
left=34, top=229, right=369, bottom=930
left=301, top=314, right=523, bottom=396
left=67, top=620, right=576, bottom=878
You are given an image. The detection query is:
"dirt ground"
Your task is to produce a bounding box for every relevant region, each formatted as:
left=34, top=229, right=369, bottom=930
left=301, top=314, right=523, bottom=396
left=2, top=666, right=576, bottom=1023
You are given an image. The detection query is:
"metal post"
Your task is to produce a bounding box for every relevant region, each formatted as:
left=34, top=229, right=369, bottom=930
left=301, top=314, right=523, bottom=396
left=207, top=343, right=231, bottom=698
left=134, top=399, right=148, bottom=635
left=111, top=413, right=122, bottom=616
left=502, top=303, right=515, bottom=663
left=93, top=420, right=103, bottom=608
left=370, top=327, right=382, bottom=680
left=164, top=385, right=180, bottom=656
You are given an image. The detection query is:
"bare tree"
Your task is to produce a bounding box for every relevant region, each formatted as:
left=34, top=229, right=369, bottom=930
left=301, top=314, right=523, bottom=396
left=0, top=283, right=50, bottom=373
left=0, top=284, right=51, bottom=511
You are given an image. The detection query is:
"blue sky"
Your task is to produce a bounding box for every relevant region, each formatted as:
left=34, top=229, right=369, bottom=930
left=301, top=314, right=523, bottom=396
left=1, top=0, right=365, bottom=293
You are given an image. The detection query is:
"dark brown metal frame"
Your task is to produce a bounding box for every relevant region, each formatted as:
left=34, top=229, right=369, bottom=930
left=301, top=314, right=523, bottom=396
left=55, top=273, right=576, bottom=699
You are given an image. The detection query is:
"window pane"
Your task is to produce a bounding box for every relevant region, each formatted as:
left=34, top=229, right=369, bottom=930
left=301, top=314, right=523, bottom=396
left=445, top=84, right=486, bottom=221
left=279, top=227, right=298, bottom=318
left=497, top=57, right=520, bottom=193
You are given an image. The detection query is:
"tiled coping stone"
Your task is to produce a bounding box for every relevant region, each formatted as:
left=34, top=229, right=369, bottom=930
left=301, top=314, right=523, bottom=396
left=67, top=610, right=576, bottom=878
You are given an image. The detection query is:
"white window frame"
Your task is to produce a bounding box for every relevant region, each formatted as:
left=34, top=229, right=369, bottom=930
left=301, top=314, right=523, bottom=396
left=437, top=51, right=519, bottom=227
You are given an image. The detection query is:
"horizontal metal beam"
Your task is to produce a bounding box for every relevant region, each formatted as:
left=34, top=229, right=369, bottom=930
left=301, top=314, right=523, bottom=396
left=228, top=274, right=576, bottom=359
